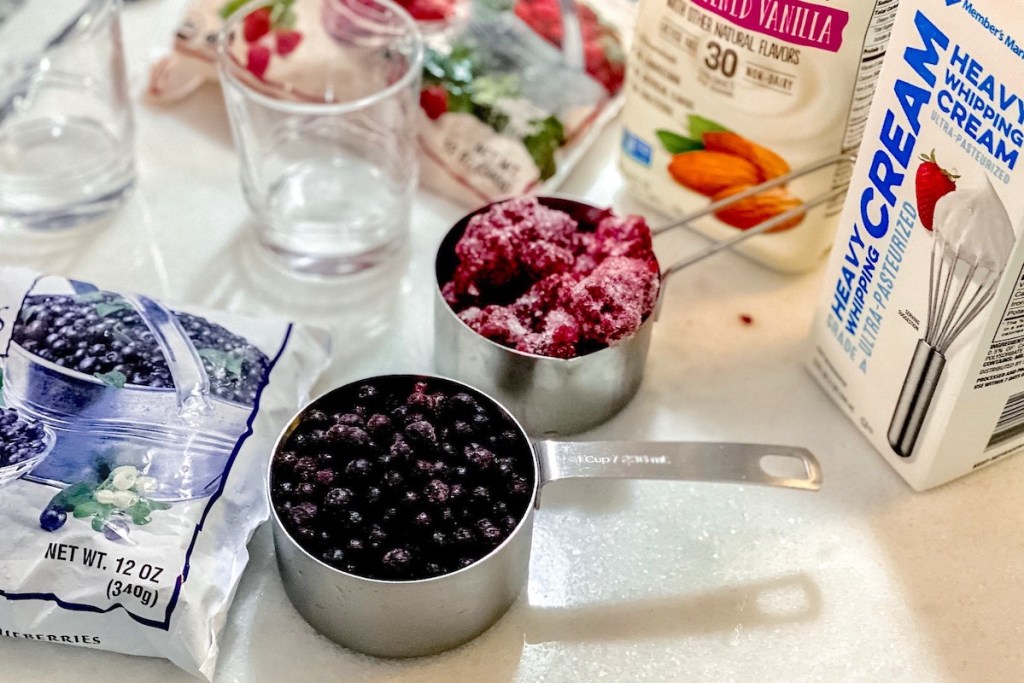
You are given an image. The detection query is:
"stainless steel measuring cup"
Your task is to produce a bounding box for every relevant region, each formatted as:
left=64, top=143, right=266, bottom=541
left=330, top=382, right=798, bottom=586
left=434, top=154, right=855, bottom=436
left=269, top=374, right=821, bottom=658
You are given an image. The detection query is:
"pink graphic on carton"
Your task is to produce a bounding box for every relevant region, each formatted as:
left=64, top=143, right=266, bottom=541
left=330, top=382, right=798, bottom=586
left=691, top=0, right=850, bottom=53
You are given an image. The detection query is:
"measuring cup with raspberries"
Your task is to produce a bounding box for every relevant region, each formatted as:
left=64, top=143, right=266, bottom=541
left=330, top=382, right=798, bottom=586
left=435, top=155, right=854, bottom=435
left=268, top=375, right=821, bottom=657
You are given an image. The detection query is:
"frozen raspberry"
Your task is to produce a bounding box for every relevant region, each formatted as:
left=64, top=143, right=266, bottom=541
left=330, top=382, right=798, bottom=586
left=441, top=281, right=461, bottom=308
left=455, top=218, right=522, bottom=289
left=452, top=197, right=581, bottom=297
left=591, top=214, right=654, bottom=260
left=517, top=309, right=581, bottom=359
left=519, top=241, right=576, bottom=279
left=510, top=273, right=577, bottom=330
left=570, top=256, right=659, bottom=345
left=458, top=305, right=530, bottom=346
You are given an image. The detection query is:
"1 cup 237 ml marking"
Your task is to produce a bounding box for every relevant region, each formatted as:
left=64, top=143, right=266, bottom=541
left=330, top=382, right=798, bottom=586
left=575, top=454, right=669, bottom=465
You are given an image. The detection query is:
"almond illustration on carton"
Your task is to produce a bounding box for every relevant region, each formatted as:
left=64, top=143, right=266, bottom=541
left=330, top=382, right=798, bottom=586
left=667, top=151, right=760, bottom=196
left=711, top=184, right=804, bottom=233
left=701, top=131, right=791, bottom=181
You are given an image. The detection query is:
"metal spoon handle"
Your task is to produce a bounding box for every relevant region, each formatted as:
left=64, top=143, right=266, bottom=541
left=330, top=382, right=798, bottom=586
left=534, top=441, right=821, bottom=493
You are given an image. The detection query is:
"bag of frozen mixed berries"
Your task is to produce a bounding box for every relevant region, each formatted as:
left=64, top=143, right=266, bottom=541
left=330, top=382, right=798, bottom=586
left=147, top=0, right=634, bottom=205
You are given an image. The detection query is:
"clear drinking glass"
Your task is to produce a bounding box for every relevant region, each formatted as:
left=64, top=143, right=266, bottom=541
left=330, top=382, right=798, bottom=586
left=217, top=0, right=424, bottom=276
left=0, top=0, right=136, bottom=231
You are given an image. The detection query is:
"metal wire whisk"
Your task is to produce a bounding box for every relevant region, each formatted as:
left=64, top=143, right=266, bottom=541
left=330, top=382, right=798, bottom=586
left=924, top=236, right=1002, bottom=354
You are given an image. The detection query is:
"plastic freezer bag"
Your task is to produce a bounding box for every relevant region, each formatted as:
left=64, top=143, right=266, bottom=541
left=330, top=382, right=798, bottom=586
left=147, top=0, right=633, bottom=205
left=0, top=267, right=331, bottom=679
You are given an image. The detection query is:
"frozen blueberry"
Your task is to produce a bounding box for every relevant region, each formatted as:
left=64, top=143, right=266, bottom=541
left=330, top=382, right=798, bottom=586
left=322, top=548, right=347, bottom=565
left=293, top=456, right=319, bottom=480
left=289, top=501, right=318, bottom=526
left=424, top=479, right=450, bottom=504
left=404, top=420, right=437, bottom=448
left=273, top=481, right=297, bottom=499
left=323, top=487, right=353, bottom=509
left=273, top=450, right=299, bottom=472
left=382, top=548, right=413, bottom=576
left=345, top=458, right=372, bottom=479
left=465, top=444, right=495, bottom=470
left=357, top=384, right=380, bottom=403
left=449, top=392, right=481, bottom=417
left=366, top=414, right=393, bottom=438
left=413, top=459, right=436, bottom=477
left=326, top=424, right=370, bottom=449
left=305, top=409, right=330, bottom=427
left=390, top=435, right=413, bottom=459
left=334, top=413, right=365, bottom=428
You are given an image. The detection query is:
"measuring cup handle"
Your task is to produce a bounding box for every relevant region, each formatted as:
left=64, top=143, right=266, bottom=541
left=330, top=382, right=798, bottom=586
left=534, top=441, right=822, bottom=496
left=653, top=153, right=857, bottom=280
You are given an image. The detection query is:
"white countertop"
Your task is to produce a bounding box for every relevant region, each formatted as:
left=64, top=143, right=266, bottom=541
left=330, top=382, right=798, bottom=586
left=2, top=1, right=1022, bottom=680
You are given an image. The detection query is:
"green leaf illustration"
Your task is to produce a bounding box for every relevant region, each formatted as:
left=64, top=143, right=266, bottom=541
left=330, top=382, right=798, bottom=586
left=128, top=505, right=151, bottom=525
left=655, top=130, right=704, bottom=154
left=95, top=301, right=130, bottom=317
left=95, top=370, right=127, bottom=389
left=198, top=348, right=244, bottom=380
left=687, top=114, right=730, bottom=138
left=50, top=482, right=97, bottom=512
left=74, top=501, right=105, bottom=518
left=523, top=115, right=566, bottom=181
left=111, top=322, right=133, bottom=346
left=219, top=0, right=250, bottom=18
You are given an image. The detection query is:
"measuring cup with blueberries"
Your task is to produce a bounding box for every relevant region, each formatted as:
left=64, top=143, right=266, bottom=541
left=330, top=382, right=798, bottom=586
left=268, top=375, right=821, bottom=657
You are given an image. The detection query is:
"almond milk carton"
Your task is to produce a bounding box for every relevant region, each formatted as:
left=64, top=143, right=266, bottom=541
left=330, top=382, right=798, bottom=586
left=619, top=0, right=900, bottom=272
left=808, top=0, right=1024, bottom=490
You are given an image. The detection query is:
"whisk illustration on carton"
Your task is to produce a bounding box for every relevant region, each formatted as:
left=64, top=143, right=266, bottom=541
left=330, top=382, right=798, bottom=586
left=888, top=161, right=1017, bottom=457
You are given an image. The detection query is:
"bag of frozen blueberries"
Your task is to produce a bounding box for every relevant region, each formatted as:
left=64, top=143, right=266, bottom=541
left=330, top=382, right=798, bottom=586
left=0, top=267, right=331, bottom=679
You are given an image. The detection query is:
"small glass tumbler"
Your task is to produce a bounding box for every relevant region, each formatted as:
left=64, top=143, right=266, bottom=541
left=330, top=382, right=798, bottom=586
left=217, top=0, right=424, bottom=276
left=0, top=0, right=136, bottom=231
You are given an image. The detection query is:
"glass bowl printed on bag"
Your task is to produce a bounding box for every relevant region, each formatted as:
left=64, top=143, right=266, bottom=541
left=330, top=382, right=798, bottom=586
left=3, top=283, right=271, bottom=501
left=0, top=409, right=57, bottom=490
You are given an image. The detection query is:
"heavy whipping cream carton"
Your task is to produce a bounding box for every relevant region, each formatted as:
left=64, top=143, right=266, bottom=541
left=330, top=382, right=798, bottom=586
left=808, top=1, right=1024, bottom=490
left=619, top=0, right=899, bottom=272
